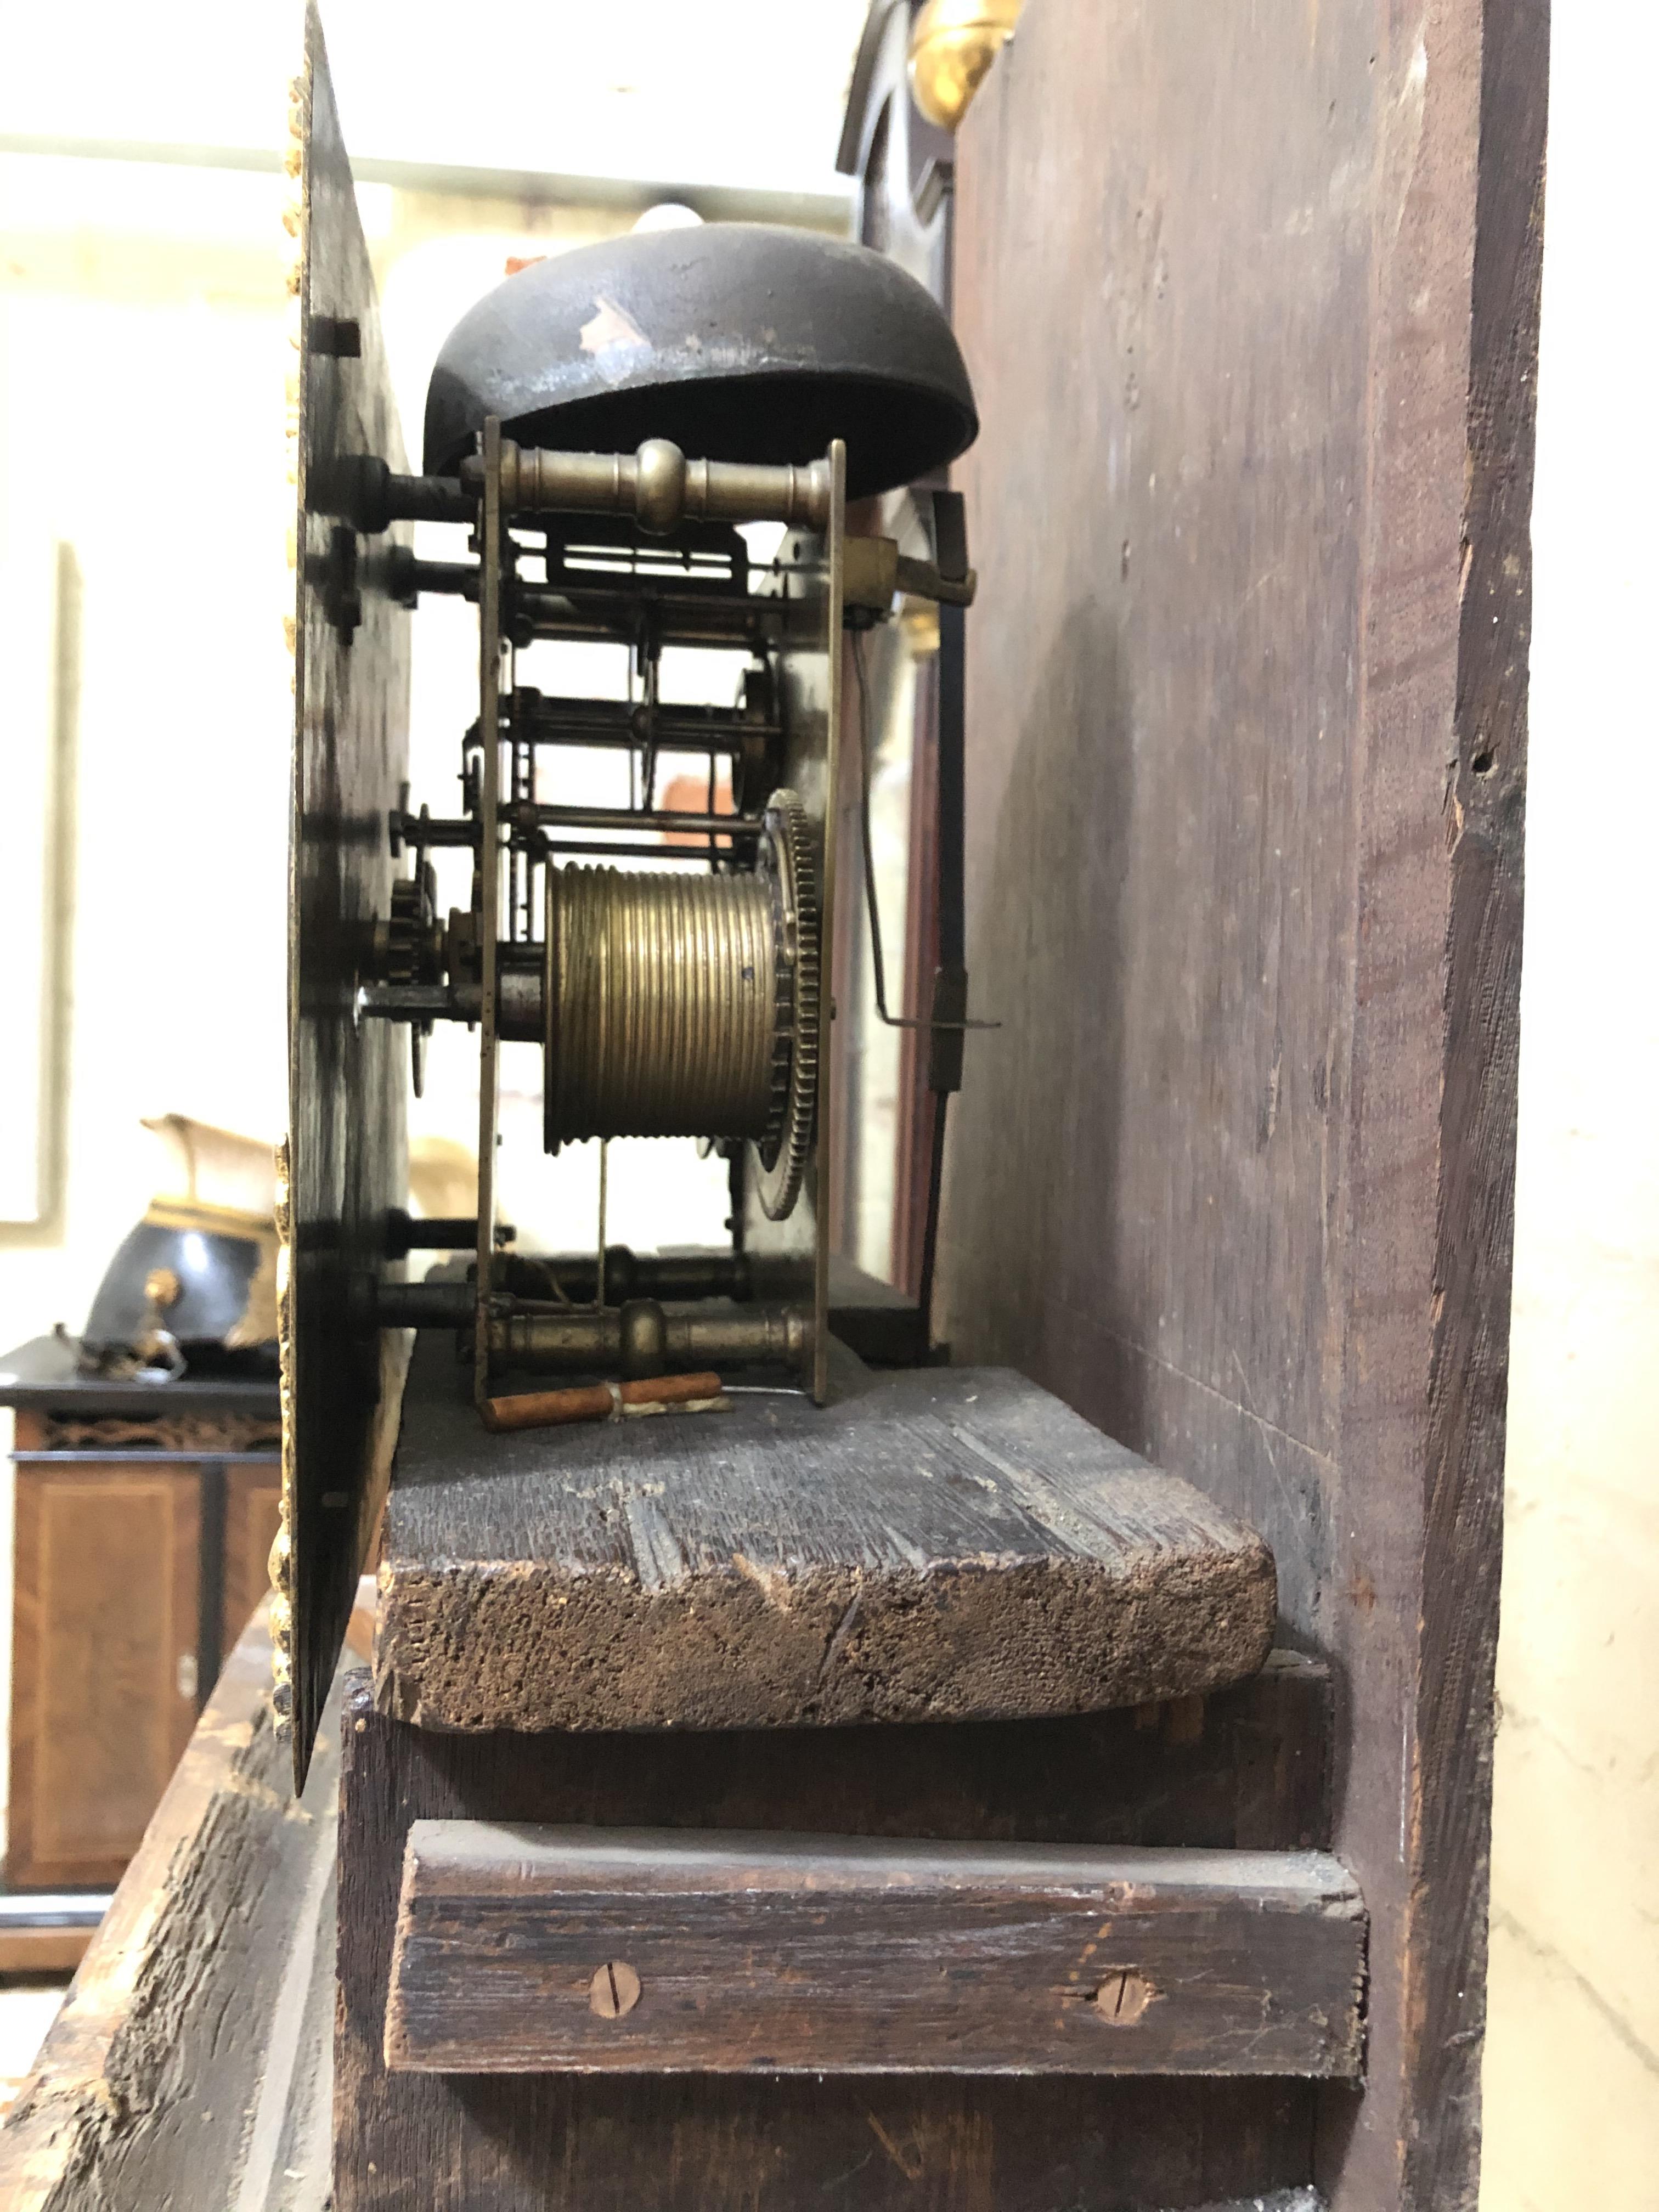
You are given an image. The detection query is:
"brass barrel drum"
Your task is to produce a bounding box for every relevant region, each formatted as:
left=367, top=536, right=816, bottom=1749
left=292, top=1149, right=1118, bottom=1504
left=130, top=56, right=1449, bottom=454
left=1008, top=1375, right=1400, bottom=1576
left=542, top=791, right=818, bottom=1220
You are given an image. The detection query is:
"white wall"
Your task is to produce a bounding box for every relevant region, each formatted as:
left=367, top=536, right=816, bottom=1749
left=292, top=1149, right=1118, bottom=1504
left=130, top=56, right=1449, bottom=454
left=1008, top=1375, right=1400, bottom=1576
left=5, top=1, right=866, bottom=206
left=1479, top=3, right=1659, bottom=2203
left=0, top=157, right=298, bottom=1352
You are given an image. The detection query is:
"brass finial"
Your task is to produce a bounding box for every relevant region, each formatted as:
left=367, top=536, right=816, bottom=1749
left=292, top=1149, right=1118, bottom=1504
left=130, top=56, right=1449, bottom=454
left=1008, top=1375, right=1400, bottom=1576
left=908, top=0, right=1024, bottom=132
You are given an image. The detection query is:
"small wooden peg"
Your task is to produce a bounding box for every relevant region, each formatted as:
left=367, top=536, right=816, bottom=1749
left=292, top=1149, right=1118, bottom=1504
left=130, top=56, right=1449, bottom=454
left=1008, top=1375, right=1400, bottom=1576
left=481, top=1372, right=724, bottom=1435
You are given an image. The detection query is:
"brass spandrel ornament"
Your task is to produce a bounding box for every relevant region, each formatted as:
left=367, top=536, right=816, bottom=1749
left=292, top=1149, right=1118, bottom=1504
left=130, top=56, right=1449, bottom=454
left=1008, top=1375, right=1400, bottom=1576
left=270, top=1133, right=295, bottom=1738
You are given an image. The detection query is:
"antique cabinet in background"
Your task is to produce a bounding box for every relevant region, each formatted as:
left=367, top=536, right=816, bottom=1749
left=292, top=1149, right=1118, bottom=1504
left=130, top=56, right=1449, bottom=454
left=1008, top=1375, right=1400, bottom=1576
left=1, top=1335, right=280, bottom=1891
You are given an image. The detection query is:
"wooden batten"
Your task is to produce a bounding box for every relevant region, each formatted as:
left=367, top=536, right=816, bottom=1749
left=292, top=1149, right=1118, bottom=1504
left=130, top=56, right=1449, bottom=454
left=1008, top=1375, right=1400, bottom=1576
left=336, top=1661, right=1336, bottom=2207
left=384, top=1823, right=1365, bottom=2078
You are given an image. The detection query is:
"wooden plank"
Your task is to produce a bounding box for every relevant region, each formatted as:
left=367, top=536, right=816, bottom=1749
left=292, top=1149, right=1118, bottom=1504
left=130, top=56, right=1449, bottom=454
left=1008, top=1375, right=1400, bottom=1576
left=336, top=1660, right=1330, bottom=2208
left=0, top=1602, right=343, bottom=2212
left=1410, top=4, right=1547, bottom=2202
left=378, top=1341, right=1276, bottom=1732
left=945, top=1, right=1545, bottom=2202
left=385, top=1824, right=1364, bottom=2078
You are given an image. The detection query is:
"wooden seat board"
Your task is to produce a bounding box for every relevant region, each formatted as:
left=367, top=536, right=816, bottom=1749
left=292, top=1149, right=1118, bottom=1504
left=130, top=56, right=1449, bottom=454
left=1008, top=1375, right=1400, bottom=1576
left=377, top=1340, right=1276, bottom=1732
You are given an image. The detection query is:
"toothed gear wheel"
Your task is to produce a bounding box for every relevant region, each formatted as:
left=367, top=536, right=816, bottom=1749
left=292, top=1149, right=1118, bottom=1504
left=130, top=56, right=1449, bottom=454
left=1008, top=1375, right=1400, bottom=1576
left=385, top=874, right=427, bottom=984
left=754, top=789, right=819, bottom=1221
left=386, top=867, right=436, bottom=1097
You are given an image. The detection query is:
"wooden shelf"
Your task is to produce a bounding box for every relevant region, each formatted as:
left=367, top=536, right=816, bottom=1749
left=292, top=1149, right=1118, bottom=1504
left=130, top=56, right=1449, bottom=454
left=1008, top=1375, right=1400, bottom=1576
left=379, top=1341, right=1278, bottom=1733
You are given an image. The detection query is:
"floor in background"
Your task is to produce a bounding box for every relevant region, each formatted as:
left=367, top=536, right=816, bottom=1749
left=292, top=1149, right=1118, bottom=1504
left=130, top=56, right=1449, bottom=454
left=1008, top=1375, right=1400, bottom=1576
left=0, top=1981, right=67, bottom=2120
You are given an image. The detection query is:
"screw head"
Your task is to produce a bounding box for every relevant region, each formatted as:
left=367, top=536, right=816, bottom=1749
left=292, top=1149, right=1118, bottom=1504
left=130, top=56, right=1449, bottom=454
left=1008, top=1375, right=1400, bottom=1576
left=1093, top=1968, right=1157, bottom=2024
left=589, top=1961, right=642, bottom=2018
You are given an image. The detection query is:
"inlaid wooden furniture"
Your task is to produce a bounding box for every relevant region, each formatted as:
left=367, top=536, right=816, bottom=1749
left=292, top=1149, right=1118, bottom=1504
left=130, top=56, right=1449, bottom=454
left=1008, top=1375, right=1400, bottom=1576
left=0, top=1332, right=281, bottom=1891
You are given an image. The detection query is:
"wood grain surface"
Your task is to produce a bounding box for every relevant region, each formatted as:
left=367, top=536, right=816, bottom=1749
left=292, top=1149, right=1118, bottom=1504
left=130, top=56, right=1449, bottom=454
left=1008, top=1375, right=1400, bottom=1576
left=336, top=1663, right=1333, bottom=2209
left=0, top=1603, right=344, bottom=2212
left=1409, top=2, right=1547, bottom=2200
left=377, top=1339, right=1276, bottom=1731
left=945, top=3, right=1544, bottom=2203
left=385, top=1823, right=1364, bottom=2077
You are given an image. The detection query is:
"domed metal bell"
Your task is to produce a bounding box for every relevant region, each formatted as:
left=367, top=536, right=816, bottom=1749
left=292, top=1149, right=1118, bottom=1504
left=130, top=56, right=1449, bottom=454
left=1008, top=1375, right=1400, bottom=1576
left=423, top=222, right=978, bottom=500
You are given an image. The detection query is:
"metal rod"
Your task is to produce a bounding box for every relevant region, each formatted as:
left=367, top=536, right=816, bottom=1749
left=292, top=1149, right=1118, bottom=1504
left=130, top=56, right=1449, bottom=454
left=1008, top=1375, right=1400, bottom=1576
left=526, top=804, right=759, bottom=838
left=403, top=557, right=477, bottom=599
left=385, top=473, right=471, bottom=524
left=810, top=438, right=848, bottom=1406
left=937, top=602, right=967, bottom=977
left=542, top=837, right=746, bottom=864
left=641, top=648, right=660, bottom=811
left=916, top=1092, right=949, bottom=1352
left=852, top=630, right=905, bottom=1028
left=606, top=1141, right=619, bottom=1309
left=396, top=1216, right=481, bottom=1250
left=13, top=1451, right=279, bottom=1466
left=473, top=416, right=504, bottom=1407
left=361, top=969, right=532, bottom=1038
left=519, top=585, right=786, bottom=649
left=358, top=983, right=454, bottom=1019
left=465, top=440, right=832, bottom=534
left=521, top=726, right=740, bottom=754
left=385, top=1211, right=514, bottom=1257
left=368, top=1250, right=751, bottom=1328
left=390, top=810, right=754, bottom=859
left=518, top=694, right=778, bottom=752
left=488, top=1299, right=810, bottom=1379
left=390, top=812, right=477, bottom=849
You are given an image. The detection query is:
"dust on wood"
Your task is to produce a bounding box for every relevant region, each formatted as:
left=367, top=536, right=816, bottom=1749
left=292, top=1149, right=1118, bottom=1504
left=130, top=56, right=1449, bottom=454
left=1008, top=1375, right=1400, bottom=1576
left=377, top=1342, right=1276, bottom=1732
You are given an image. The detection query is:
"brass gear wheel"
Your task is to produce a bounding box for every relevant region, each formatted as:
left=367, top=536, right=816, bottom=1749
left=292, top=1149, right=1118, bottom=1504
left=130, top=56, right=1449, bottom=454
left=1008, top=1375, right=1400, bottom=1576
left=753, top=788, right=819, bottom=1221
left=386, top=866, right=436, bottom=1097
left=385, top=873, right=427, bottom=984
